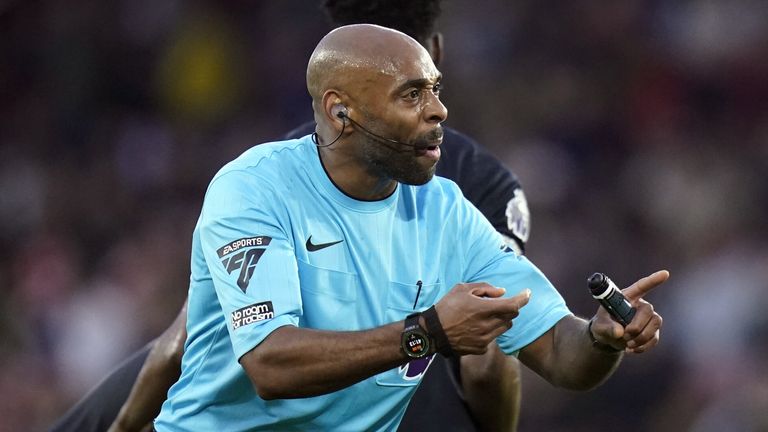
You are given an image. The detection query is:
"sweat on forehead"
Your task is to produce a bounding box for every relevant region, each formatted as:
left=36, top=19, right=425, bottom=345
left=306, top=24, right=429, bottom=100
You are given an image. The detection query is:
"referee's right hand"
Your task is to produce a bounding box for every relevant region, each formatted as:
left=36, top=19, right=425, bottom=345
left=434, top=283, right=531, bottom=355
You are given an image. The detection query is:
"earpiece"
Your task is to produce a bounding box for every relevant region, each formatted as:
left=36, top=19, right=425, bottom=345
left=318, top=102, right=430, bottom=150
left=314, top=103, right=348, bottom=148
left=332, top=104, right=348, bottom=120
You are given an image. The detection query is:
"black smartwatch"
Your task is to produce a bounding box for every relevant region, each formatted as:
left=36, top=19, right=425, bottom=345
left=401, top=313, right=431, bottom=358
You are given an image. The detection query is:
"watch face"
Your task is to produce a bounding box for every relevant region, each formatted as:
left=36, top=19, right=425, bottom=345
left=403, top=329, right=429, bottom=358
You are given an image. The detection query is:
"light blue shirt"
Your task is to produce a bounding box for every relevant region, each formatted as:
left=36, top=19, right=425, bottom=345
left=155, top=135, right=571, bottom=431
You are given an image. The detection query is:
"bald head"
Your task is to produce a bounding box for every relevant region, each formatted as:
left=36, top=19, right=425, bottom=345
left=306, top=24, right=432, bottom=105
left=304, top=24, right=447, bottom=197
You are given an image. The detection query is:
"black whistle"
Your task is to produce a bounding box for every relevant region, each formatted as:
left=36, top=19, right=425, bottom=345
left=588, top=273, right=635, bottom=326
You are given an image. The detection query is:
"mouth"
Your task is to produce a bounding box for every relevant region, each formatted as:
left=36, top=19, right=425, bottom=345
left=410, top=128, right=443, bottom=160
left=415, top=130, right=443, bottom=149
left=425, top=136, right=442, bottom=150
left=414, top=141, right=441, bottom=161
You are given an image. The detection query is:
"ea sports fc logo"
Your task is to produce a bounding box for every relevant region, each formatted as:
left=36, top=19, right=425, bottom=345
left=217, top=236, right=272, bottom=293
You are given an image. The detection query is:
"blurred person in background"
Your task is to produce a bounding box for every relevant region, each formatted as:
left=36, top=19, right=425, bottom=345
left=50, top=1, right=533, bottom=431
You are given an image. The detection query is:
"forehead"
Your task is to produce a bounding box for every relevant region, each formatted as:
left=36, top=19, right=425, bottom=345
left=393, top=49, right=440, bottom=82
left=369, top=47, right=441, bottom=93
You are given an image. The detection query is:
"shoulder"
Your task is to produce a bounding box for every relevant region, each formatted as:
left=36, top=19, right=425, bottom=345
left=212, top=138, right=307, bottom=183
left=205, top=137, right=309, bottom=204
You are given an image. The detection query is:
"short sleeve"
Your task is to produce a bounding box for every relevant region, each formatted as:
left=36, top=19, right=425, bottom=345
left=199, top=170, right=301, bottom=360
left=457, top=196, right=571, bottom=355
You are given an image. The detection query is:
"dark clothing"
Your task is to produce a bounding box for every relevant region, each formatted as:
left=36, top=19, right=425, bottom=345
left=50, top=124, right=525, bottom=432
left=50, top=344, right=152, bottom=432
left=436, top=128, right=526, bottom=252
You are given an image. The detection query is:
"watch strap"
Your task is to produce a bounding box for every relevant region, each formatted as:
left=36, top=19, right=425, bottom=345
left=422, top=306, right=453, bottom=357
left=405, top=312, right=422, bottom=330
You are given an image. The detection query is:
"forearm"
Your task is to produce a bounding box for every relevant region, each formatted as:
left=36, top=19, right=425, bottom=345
left=520, top=315, right=622, bottom=391
left=110, top=304, right=187, bottom=432
left=243, top=281, right=533, bottom=400
left=242, top=322, right=409, bottom=400
left=461, top=344, right=521, bottom=432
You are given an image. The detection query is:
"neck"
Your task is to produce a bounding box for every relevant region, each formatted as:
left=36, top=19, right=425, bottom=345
left=317, top=144, right=397, bottom=201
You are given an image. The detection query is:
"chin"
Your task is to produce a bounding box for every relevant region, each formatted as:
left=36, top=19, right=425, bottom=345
left=398, top=167, right=436, bottom=186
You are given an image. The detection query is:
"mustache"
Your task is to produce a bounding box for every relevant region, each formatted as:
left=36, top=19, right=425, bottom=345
left=411, top=127, right=444, bottom=149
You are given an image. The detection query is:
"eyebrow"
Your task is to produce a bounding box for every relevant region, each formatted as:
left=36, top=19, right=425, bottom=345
left=394, top=75, right=442, bottom=93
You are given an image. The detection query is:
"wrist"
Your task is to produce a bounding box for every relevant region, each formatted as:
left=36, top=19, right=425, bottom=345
left=401, top=313, right=432, bottom=358
left=587, top=318, right=623, bottom=354
left=422, top=306, right=454, bottom=357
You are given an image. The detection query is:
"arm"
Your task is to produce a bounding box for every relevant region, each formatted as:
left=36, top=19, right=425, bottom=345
left=242, top=283, right=531, bottom=400
left=241, top=322, right=405, bottom=400
left=437, top=131, right=528, bottom=431
left=518, top=315, right=622, bottom=390
left=108, top=302, right=188, bottom=432
left=460, top=344, right=521, bottom=432
left=518, top=271, right=668, bottom=390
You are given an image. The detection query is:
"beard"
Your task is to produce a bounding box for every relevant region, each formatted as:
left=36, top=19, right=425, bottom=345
left=358, top=119, right=443, bottom=186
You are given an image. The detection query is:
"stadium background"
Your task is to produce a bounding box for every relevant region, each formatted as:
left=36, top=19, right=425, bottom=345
left=1, top=1, right=767, bottom=430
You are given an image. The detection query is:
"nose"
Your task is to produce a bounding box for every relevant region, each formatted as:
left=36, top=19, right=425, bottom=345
left=423, top=91, right=447, bottom=124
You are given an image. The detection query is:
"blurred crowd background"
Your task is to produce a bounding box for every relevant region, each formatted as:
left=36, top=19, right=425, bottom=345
left=1, top=1, right=767, bottom=431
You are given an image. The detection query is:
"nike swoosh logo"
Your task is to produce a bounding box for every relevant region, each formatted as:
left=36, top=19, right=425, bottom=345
left=306, top=236, right=344, bottom=252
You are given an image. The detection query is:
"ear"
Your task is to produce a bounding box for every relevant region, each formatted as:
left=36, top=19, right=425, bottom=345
left=322, top=90, right=346, bottom=129
left=426, top=32, right=444, bottom=66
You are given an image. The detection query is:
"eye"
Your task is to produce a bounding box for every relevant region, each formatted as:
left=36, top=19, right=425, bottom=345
left=433, top=83, right=442, bottom=94
left=408, top=89, right=420, bottom=99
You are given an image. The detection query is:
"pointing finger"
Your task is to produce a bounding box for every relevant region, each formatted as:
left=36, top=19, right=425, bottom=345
left=622, top=270, right=670, bottom=301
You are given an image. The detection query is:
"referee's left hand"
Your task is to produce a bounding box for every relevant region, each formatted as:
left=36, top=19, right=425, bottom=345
left=589, top=270, right=668, bottom=353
